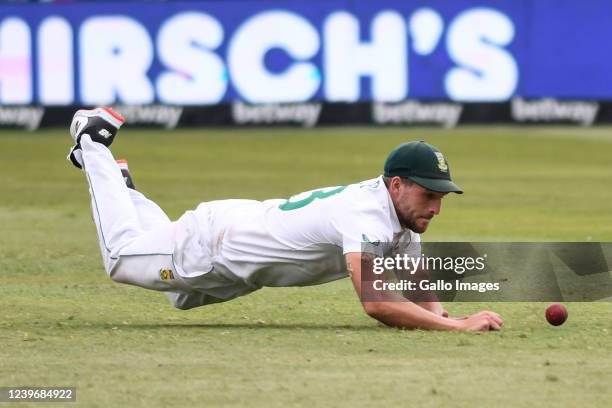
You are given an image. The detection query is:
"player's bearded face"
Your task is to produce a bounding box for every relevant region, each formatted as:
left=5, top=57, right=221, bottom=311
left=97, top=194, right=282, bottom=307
left=394, top=181, right=446, bottom=233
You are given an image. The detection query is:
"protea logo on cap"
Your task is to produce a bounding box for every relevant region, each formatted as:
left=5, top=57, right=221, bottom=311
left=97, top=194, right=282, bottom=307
left=434, top=152, right=448, bottom=172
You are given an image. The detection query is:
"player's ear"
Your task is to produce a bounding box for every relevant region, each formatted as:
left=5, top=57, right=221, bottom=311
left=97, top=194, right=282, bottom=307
left=392, top=176, right=405, bottom=192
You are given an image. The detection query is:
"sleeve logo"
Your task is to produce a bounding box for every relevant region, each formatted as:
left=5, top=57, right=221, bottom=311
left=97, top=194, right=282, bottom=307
left=159, top=268, right=175, bottom=280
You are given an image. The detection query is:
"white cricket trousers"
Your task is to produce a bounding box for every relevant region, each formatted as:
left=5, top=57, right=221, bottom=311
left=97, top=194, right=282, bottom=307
left=81, top=135, right=201, bottom=308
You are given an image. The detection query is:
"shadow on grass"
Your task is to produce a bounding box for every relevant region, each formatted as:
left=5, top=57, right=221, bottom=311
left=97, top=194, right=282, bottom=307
left=111, top=322, right=384, bottom=331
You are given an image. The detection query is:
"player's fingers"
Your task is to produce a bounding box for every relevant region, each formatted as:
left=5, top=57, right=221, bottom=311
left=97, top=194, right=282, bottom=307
left=487, top=318, right=502, bottom=331
left=480, top=311, right=503, bottom=325
left=478, top=310, right=498, bottom=317
left=487, top=313, right=503, bottom=326
left=487, top=311, right=502, bottom=320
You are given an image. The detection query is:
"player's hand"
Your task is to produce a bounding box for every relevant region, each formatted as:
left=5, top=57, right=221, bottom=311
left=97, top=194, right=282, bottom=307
left=455, top=311, right=503, bottom=331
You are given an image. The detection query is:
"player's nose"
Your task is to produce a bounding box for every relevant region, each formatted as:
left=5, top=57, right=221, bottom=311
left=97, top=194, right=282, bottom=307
left=429, top=199, right=442, bottom=215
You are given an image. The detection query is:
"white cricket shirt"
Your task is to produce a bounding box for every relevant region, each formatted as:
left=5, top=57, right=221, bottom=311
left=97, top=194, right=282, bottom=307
left=171, top=176, right=420, bottom=299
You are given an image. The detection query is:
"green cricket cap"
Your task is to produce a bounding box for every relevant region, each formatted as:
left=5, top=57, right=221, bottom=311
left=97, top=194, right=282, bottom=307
left=384, top=141, right=463, bottom=194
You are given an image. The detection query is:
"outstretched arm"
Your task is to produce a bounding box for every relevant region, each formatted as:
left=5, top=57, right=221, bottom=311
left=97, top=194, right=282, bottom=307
left=399, top=264, right=446, bottom=316
left=345, top=253, right=502, bottom=331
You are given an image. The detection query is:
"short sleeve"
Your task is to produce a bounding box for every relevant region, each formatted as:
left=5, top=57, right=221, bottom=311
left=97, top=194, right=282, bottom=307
left=336, top=207, right=392, bottom=256
left=393, top=231, right=421, bottom=258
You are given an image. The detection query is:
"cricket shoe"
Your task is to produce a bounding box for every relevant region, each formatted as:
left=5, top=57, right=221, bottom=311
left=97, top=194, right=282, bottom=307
left=116, top=159, right=136, bottom=190
left=67, top=107, right=125, bottom=169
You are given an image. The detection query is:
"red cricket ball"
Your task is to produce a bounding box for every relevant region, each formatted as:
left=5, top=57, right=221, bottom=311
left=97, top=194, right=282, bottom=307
left=545, top=303, right=568, bottom=326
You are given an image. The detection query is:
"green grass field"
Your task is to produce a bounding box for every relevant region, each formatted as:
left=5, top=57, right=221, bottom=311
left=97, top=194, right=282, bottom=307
left=1, top=127, right=611, bottom=407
